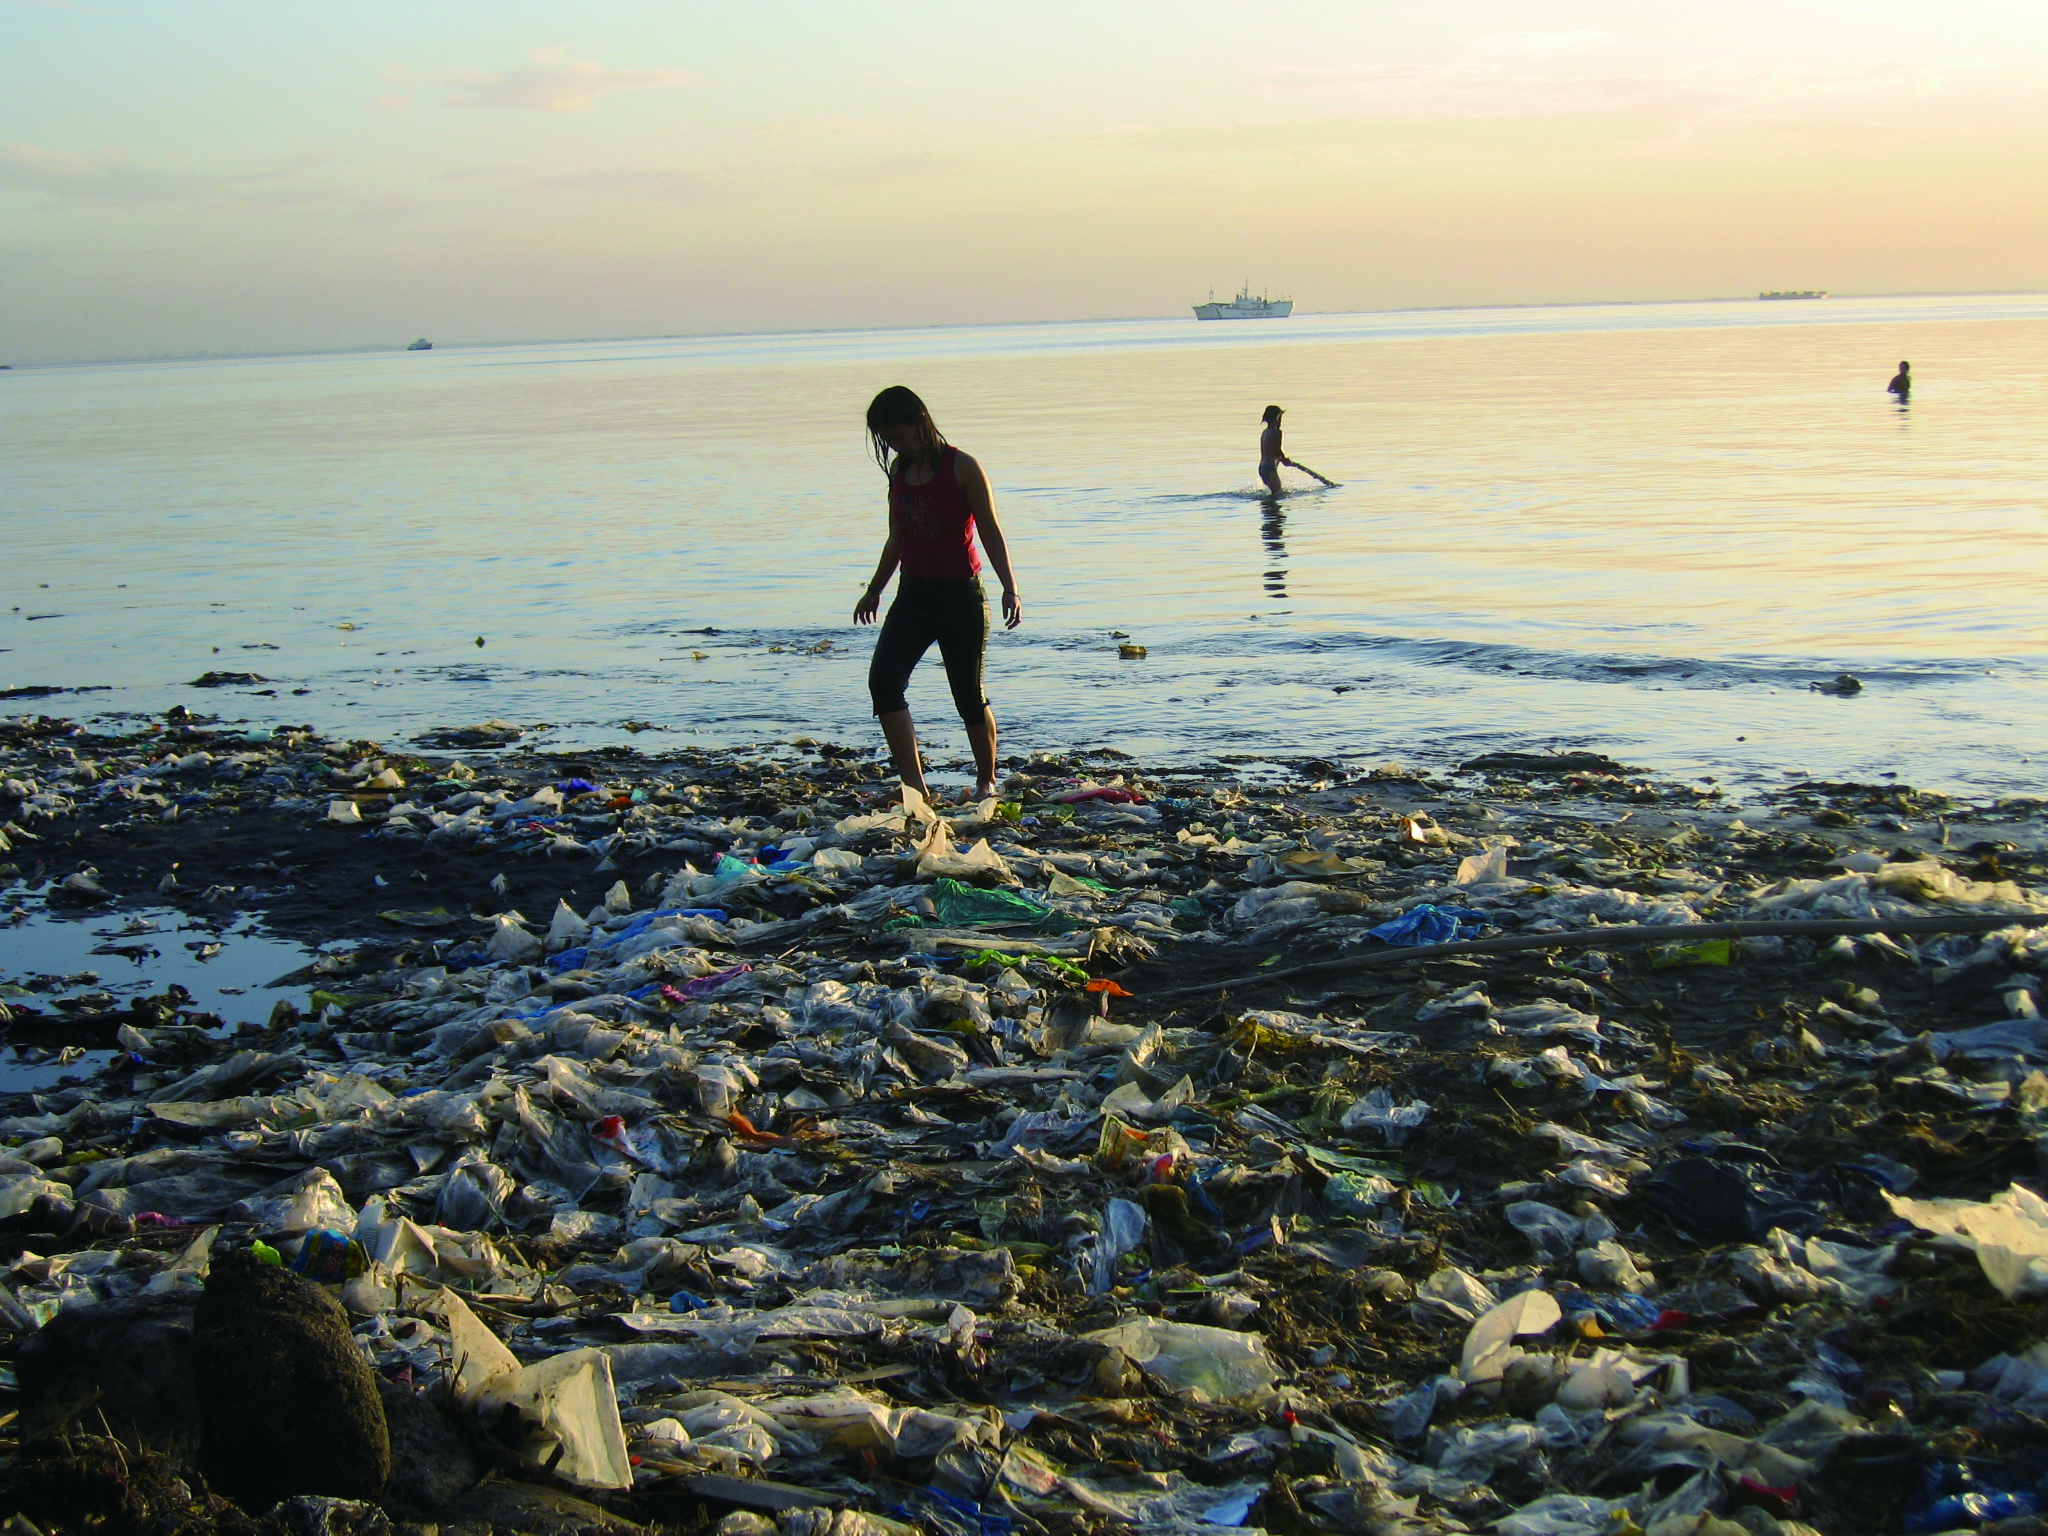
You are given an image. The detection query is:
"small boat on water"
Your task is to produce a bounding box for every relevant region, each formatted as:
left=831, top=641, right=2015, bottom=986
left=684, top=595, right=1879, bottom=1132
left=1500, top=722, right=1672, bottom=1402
left=407, top=337, right=434, bottom=351
left=1758, top=291, right=1827, bottom=301
left=1194, top=285, right=1292, bottom=321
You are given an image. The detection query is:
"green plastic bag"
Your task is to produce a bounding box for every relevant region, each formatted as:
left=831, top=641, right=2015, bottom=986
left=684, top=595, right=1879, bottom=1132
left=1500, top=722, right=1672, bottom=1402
left=962, top=949, right=1090, bottom=983
left=931, top=878, right=1080, bottom=932
left=1650, top=937, right=1732, bottom=968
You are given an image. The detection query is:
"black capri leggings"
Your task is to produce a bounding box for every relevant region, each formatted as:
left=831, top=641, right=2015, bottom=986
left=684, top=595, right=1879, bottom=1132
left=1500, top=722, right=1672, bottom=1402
left=868, top=578, right=990, bottom=720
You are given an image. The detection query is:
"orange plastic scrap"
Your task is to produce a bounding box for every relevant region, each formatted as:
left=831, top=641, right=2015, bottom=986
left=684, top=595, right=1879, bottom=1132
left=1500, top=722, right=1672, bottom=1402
left=726, top=1111, right=785, bottom=1146
left=1085, top=979, right=1133, bottom=997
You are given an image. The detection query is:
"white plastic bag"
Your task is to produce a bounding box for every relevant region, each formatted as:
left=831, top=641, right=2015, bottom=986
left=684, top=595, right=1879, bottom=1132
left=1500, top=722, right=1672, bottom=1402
left=1459, top=1288, right=1560, bottom=1385
left=545, top=899, right=592, bottom=951
left=1454, top=843, right=1512, bottom=886
left=485, top=913, right=543, bottom=964
left=918, top=833, right=1014, bottom=884
left=1091, top=1197, right=1148, bottom=1294
left=1085, top=1317, right=1276, bottom=1400
left=440, top=1288, right=631, bottom=1489
left=1886, top=1183, right=2048, bottom=1298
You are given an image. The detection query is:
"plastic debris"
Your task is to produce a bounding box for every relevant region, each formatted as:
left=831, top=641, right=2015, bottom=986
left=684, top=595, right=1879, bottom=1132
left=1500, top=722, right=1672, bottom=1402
left=1084, top=1317, right=1278, bottom=1400
left=1886, top=1183, right=2048, bottom=1298
left=3, top=713, right=2048, bottom=1533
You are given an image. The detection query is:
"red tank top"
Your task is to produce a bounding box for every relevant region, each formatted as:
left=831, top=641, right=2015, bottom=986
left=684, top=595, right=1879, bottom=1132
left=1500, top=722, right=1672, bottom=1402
left=889, top=447, right=980, bottom=582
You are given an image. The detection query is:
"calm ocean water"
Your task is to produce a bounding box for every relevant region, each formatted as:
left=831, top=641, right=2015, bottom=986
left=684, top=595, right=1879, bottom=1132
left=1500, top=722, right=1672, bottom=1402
left=4, top=294, right=2045, bottom=796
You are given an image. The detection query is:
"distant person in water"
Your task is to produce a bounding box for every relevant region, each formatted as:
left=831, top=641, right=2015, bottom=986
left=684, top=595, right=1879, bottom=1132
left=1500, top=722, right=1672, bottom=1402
left=855, top=386, right=1022, bottom=803
left=1888, top=360, right=1911, bottom=397
left=1258, top=404, right=1302, bottom=495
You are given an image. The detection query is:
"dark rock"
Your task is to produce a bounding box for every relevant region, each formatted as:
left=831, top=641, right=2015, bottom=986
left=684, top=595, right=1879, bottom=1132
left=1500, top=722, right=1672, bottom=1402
left=415, top=721, right=524, bottom=750
left=15, top=1292, right=200, bottom=1452
left=685, top=1474, right=835, bottom=1512
left=377, top=1381, right=485, bottom=1516
left=190, top=671, right=270, bottom=688
left=195, top=1252, right=391, bottom=1512
left=433, top=1479, right=641, bottom=1536
left=0, top=1430, right=257, bottom=1536
left=1459, top=751, right=1630, bottom=777
left=260, top=1497, right=392, bottom=1536
left=1643, top=1155, right=1826, bottom=1246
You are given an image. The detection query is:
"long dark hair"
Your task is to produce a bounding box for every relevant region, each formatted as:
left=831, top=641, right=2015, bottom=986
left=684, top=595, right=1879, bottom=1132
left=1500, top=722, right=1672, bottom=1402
left=866, top=385, right=947, bottom=475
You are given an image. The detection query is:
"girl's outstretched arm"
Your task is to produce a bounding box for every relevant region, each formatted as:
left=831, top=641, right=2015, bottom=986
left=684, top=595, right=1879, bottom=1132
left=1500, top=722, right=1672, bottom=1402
left=855, top=532, right=900, bottom=624
left=958, top=452, right=1022, bottom=629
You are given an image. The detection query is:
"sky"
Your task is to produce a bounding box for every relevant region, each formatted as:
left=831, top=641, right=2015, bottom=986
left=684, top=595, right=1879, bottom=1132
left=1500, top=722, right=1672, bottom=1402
left=3, top=1, right=2047, bottom=362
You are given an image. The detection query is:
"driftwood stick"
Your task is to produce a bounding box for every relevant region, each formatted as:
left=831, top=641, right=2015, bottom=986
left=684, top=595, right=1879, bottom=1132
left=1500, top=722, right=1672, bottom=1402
left=1144, top=910, right=2048, bottom=1001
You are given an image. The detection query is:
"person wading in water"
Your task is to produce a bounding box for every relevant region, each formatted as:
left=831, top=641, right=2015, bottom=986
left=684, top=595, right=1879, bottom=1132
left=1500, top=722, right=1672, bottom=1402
left=854, top=386, right=1022, bottom=803
left=1259, top=403, right=1318, bottom=494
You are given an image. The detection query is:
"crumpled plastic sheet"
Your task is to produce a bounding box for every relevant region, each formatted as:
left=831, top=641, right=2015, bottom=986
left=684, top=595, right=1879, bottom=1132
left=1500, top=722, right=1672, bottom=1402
left=1364, top=903, right=1493, bottom=946
left=1887, top=1182, right=2048, bottom=1298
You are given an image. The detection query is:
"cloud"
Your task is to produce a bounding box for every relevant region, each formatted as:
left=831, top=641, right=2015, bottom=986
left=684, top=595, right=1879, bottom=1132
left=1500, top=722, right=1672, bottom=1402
left=1257, top=32, right=1944, bottom=128
left=0, top=142, right=392, bottom=214
left=536, top=167, right=722, bottom=204
left=448, top=47, right=696, bottom=112
left=836, top=153, right=974, bottom=185
left=754, top=116, right=914, bottom=141
left=0, top=141, right=219, bottom=203
left=0, top=241, right=62, bottom=274
left=1245, top=28, right=1966, bottom=147
left=1259, top=31, right=1671, bottom=119
left=375, top=94, right=414, bottom=113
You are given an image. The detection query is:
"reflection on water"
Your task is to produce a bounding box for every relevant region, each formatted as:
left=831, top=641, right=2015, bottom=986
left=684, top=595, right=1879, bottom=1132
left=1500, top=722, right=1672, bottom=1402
left=0, top=902, right=320, bottom=1093
left=1259, top=495, right=1288, bottom=600
left=5, top=295, right=2048, bottom=792
left=2, top=903, right=318, bottom=1027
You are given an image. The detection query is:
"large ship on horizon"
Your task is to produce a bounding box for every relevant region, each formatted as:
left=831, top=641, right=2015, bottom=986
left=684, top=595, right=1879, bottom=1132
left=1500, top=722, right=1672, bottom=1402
left=1194, top=284, right=1292, bottom=321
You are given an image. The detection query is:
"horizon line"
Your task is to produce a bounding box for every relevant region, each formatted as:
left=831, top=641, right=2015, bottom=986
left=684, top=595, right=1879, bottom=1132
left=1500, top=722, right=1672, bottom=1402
left=8, top=286, right=2044, bottom=372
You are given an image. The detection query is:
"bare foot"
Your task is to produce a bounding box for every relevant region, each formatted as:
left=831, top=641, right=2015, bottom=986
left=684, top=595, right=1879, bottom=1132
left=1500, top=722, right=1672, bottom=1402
left=972, top=781, right=997, bottom=803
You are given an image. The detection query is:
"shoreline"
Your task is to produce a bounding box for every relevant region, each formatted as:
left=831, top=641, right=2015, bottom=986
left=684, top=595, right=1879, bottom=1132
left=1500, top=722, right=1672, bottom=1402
left=3, top=706, right=2048, bottom=1535
left=4, top=706, right=2044, bottom=958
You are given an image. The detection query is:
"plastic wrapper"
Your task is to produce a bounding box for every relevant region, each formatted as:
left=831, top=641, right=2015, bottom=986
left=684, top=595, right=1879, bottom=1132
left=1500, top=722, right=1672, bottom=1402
left=1084, top=1317, right=1277, bottom=1400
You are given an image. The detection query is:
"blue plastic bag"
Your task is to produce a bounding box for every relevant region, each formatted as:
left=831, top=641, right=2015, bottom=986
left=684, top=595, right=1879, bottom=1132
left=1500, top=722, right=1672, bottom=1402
left=1903, top=1460, right=2044, bottom=1533
left=592, top=908, right=728, bottom=952
left=1365, top=903, right=1493, bottom=947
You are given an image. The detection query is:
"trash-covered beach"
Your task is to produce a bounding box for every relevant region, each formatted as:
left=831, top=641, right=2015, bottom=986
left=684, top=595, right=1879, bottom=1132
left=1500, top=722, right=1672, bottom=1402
left=4, top=707, right=2048, bottom=1536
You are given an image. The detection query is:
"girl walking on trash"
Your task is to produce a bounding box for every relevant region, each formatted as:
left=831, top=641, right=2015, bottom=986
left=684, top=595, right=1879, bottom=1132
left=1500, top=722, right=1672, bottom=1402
left=855, top=386, right=1022, bottom=804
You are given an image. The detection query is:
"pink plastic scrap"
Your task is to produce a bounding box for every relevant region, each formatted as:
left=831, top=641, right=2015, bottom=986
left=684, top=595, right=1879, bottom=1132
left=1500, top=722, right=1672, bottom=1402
left=674, top=963, right=752, bottom=999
